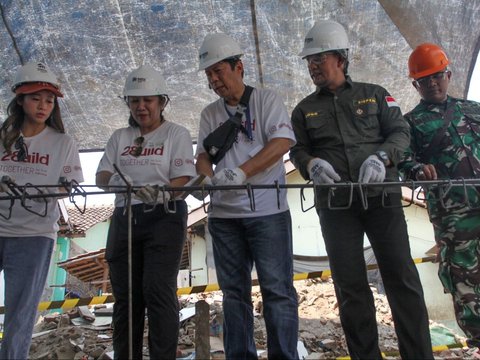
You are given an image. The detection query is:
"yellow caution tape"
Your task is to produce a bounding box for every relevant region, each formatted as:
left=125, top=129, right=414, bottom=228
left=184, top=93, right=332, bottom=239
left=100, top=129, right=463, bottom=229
left=432, top=341, right=468, bottom=351
left=0, top=294, right=116, bottom=314
left=0, top=256, right=436, bottom=313
left=337, top=341, right=467, bottom=359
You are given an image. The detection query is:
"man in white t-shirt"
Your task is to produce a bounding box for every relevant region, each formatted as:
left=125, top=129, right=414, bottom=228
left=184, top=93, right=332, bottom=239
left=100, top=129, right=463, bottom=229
left=195, top=33, right=299, bottom=359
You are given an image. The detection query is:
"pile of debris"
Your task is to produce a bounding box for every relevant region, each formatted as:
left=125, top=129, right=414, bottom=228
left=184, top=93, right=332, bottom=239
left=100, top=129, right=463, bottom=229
left=27, top=278, right=470, bottom=359
left=29, top=306, right=113, bottom=359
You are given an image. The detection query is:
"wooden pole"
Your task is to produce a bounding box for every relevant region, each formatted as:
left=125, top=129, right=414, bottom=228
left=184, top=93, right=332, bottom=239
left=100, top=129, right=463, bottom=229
left=195, top=300, right=210, bottom=359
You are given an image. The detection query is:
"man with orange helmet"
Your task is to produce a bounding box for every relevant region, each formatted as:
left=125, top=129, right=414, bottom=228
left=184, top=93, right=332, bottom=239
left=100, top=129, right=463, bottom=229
left=399, top=43, right=480, bottom=354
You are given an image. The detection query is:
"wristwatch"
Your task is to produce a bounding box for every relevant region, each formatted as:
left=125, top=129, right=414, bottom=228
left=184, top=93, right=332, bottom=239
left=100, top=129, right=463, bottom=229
left=375, top=150, right=389, bottom=166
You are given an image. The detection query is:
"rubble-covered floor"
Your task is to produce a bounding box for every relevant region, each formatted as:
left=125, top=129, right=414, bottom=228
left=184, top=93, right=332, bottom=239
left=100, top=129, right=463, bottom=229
left=28, top=279, right=472, bottom=359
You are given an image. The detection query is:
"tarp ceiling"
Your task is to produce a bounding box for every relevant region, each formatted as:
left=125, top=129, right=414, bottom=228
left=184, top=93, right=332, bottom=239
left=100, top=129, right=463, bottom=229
left=0, top=0, right=479, bottom=150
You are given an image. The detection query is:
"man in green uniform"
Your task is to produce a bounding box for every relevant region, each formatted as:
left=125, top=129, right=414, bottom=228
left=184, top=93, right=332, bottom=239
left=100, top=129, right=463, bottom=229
left=290, top=20, right=433, bottom=359
left=399, top=43, right=480, bottom=354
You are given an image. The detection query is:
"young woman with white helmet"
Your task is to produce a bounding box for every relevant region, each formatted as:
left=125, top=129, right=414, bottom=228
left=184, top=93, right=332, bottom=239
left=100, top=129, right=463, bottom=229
left=96, top=64, right=195, bottom=359
left=0, top=62, right=83, bottom=359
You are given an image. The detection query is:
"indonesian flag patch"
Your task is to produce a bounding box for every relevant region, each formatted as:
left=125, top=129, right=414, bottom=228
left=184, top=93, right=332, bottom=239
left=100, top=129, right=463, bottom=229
left=385, top=96, right=399, bottom=108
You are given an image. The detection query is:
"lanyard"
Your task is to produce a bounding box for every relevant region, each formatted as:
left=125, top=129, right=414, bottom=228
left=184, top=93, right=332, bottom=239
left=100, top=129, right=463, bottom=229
left=224, top=102, right=253, bottom=141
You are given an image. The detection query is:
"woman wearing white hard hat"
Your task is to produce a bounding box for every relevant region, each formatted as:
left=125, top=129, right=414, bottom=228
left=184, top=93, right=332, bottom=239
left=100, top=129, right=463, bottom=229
left=0, top=62, right=83, bottom=359
left=96, top=64, right=196, bottom=359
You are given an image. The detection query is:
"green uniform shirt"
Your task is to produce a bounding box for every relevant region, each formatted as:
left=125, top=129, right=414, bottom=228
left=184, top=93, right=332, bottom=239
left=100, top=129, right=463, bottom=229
left=398, top=96, right=480, bottom=218
left=290, top=76, right=410, bottom=207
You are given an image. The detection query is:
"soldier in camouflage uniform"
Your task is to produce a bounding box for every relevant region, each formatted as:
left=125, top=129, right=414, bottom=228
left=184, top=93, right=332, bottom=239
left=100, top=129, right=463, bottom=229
left=399, top=43, right=480, bottom=350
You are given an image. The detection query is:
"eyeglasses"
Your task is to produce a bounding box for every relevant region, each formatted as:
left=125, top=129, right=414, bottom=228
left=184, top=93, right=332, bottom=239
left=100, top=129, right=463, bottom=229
left=132, top=136, right=144, bottom=157
left=305, top=53, right=332, bottom=66
left=414, top=71, right=450, bottom=87
left=15, top=136, right=28, bottom=162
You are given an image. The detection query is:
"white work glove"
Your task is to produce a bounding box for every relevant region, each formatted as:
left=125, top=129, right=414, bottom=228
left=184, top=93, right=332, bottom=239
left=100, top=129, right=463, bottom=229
left=31, top=187, right=58, bottom=204
left=0, top=173, right=13, bottom=193
left=307, top=158, right=341, bottom=185
left=358, top=155, right=386, bottom=183
left=108, top=173, right=133, bottom=193
left=211, top=168, right=247, bottom=186
left=134, top=185, right=171, bottom=205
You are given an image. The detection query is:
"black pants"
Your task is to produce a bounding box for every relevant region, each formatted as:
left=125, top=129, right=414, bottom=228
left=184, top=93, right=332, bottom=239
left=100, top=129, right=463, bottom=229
left=106, top=201, right=187, bottom=360
left=318, top=193, right=433, bottom=360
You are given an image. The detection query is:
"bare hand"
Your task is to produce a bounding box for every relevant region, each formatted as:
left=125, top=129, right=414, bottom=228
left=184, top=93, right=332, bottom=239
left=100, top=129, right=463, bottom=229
left=416, top=164, right=437, bottom=180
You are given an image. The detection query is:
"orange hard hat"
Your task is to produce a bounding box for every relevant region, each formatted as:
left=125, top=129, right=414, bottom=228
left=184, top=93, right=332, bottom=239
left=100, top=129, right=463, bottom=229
left=408, top=43, right=450, bottom=79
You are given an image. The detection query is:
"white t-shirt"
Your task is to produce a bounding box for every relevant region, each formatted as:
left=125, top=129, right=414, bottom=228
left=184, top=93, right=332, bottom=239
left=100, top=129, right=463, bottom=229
left=196, top=87, right=296, bottom=218
left=97, top=121, right=196, bottom=207
left=0, top=126, right=84, bottom=240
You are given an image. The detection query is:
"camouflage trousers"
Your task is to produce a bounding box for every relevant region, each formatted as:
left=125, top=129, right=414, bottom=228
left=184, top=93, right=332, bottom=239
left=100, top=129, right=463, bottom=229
left=432, top=208, right=480, bottom=347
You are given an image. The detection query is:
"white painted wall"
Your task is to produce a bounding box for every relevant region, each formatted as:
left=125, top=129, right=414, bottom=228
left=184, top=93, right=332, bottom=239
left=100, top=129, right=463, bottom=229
left=190, top=234, right=209, bottom=286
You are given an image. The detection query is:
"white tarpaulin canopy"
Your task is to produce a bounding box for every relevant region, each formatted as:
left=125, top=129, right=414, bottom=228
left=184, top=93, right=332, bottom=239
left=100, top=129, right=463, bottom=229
left=0, top=0, right=479, bottom=149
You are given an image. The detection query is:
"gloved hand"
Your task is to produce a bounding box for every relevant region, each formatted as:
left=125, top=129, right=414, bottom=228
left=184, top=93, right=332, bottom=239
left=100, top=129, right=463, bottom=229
left=31, top=187, right=57, bottom=204
left=108, top=173, right=133, bottom=193
left=307, top=158, right=341, bottom=185
left=358, top=155, right=386, bottom=183
left=0, top=173, right=13, bottom=193
left=211, top=168, right=246, bottom=186
left=134, top=185, right=171, bottom=205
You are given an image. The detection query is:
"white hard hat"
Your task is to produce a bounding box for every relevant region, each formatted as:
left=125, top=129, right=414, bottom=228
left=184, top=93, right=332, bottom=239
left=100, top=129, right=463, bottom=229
left=12, top=62, right=63, bottom=97
left=123, top=64, right=168, bottom=97
left=198, top=33, right=243, bottom=71
left=299, top=20, right=349, bottom=58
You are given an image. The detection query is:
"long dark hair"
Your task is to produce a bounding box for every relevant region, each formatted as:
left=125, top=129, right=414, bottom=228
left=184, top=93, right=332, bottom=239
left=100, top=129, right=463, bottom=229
left=0, top=94, right=65, bottom=153
left=127, top=95, right=169, bottom=127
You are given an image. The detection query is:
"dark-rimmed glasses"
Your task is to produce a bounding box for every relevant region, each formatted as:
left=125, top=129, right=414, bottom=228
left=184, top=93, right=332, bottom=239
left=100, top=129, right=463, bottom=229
left=305, top=52, right=332, bottom=66
left=132, top=136, right=144, bottom=157
left=15, top=136, right=28, bottom=162
left=414, top=70, right=450, bottom=87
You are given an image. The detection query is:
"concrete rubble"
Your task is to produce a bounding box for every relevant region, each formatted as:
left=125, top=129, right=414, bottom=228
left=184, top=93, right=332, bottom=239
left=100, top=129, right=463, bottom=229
left=28, top=279, right=471, bottom=359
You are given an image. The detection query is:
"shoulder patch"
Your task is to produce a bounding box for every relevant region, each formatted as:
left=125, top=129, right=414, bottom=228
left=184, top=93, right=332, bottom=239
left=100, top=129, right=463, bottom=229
left=354, top=97, right=376, bottom=106
left=385, top=96, right=399, bottom=108
left=305, top=112, right=319, bottom=118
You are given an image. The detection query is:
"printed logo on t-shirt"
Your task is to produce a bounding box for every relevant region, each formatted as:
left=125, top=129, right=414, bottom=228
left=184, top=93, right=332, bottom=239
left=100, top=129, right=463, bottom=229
left=63, top=166, right=72, bottom=173
left=121, top=145, right=164, bottom=157
left=1, top=151, right=49, bottom=165
left=268, top=125, right=277, bottom=136
left=278, top=122, right=293, bottom=131
left=241, top=118, right=256, bottom=131
left=174, top=158, right=183, bottom=167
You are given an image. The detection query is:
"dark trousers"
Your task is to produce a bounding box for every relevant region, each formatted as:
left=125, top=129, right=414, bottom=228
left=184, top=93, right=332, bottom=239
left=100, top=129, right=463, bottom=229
left=106, top=202, right=187, bottom=360
left=318, top=193, right=433, bottom=360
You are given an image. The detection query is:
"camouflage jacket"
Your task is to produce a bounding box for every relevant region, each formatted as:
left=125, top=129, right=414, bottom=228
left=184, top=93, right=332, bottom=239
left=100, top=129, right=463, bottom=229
left=398, top=96, right=480, bottom=217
